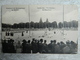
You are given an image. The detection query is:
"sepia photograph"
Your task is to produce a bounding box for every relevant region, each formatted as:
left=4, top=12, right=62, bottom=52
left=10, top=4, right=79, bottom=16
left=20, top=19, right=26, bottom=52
left=1, top=5, right=78, bottom=54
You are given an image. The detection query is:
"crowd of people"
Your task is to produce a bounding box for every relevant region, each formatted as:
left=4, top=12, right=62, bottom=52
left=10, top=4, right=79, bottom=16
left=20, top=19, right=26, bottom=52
left=1, top=38, right=77, bottom=54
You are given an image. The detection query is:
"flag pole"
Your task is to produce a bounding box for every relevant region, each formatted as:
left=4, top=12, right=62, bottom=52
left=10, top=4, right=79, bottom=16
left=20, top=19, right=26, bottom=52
left=28, top=5, right=30, bottom=37
left=63, top=5, right=64, bottom=34
left=63, top=5, right=65, bottom=40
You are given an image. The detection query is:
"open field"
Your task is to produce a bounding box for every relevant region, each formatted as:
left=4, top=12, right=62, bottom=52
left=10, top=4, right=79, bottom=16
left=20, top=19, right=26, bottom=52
left=2, top=29, right=78, bottom=44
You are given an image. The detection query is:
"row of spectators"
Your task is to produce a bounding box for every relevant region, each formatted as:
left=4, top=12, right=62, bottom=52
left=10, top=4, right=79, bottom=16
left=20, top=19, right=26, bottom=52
left=1, top=38, right=77, bottom=54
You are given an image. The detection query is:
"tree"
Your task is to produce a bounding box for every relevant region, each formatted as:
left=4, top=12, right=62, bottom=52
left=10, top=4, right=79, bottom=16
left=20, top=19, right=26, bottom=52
left=45, top=18, right=49, bottom=28
left=58, top=22, right=63, bottom=28
left=52, top=21, right=57, bottom=28
left=25, top=22, right=29, bottom=28
left=63, top=21, right=68, bottom=28
left=39, top=18, right=43, bottom=28
left=30, top=21, right=34, bottom=28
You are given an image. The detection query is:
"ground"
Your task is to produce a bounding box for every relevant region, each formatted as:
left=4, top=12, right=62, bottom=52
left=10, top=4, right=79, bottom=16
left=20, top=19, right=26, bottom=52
left=2, top=29, right=78, bottom=44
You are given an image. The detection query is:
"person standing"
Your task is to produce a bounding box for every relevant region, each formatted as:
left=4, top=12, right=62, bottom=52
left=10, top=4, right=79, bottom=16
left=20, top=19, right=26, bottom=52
left=42, top=40, right=48, bottom=53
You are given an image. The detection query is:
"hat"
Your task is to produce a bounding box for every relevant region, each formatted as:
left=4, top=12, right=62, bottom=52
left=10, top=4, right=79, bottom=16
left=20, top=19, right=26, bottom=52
left=40, top=39, right=43, bottom=42
left=53, top=40, right=56, bottom=42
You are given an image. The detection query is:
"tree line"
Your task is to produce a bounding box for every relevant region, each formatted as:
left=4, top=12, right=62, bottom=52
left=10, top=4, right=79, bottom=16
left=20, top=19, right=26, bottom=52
left=2, top=18, right=78, bottom=29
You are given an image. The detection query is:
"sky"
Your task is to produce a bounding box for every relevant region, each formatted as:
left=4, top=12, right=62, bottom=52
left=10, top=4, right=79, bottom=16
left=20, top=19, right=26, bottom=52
left=2, top=5, right=78, bottom=25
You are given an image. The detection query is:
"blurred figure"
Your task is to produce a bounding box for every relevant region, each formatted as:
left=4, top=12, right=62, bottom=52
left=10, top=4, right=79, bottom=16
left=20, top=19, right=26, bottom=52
left=63, top=41, right=71, bottom=54
left=55, top=42, right=61, bottom=53
left=10, top=39, right=16, bottom=53
left=5, top=32, right=8, bottom=36
left=39, top=39, right=43, bottom=53
left=10, top=32, right=14, bottom=36
left=37, top=40, right=40, bottom=53
left=54, top=31, right=56, bottom=34
left=42, top=40, right=48, bottom=53
left=70, top=41, right=77, bottom=53
left=34, top=40, right=39, bottom=53
left=48, top=40, right=53, bottom=53
left=22, top=32, right=24, bottom=36
left=1, top=37, right=77, bottom=54
left=2, top=40, right=7, bottom=53
left=48, top=40, right=57, bottom=53
left=21, top=39, right=27, bottom=53
left=26, top=40, right=31, bottom=53
left=16, top=41, right=22, bottom=53
left=7, top=39, right=16, bottom=53
left=53, top=40, right=57, bottom=53
left=60, top=41, right=66, bottom=53
left=31, top=38, right=37, bottom=53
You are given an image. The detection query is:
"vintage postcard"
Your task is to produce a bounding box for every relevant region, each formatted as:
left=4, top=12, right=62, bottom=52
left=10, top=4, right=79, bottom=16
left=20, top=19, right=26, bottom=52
left=1, top=5, right=78, bottom=54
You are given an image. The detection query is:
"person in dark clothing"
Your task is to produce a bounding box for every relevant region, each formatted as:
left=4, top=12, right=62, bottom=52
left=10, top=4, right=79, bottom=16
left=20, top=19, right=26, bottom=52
left=11, top=39, right=16, bottom=53
left=39, top=39, right=43, bottom=53
left=34, top=40, right=39, bottom=53
left=42, top=40, right=48, bottom=53
left=48, top=40, right=56, bottom=53
left=10, top=32, right=14, bottom=36
left=70, top=41, right=77, bottom=53
left=5, top=32, right=9, bottom=36
left=37, top=40, right=40, bottom=53
left=22, top=32, right=24, bottom=36
left=71, top=41, right=77, bottom=49
left=7, top=39, right=16, bottom=53
left=31, top=38, right=35, bottom=53
left=2, top=40, right=4, bottom=52
left=55, top=42, right=61, bottom=53
left=26, top=40, right=31, bottom=53
left=31, top=39, right=38, bottom=53
left=48, top=40, right=53, bottom=53
left=6, top=40, right=10, bottom=53
left=2, top=40, right=7, bottom=53
left=60, top=41, right=66, bottom=53
left=53, top=40, right=57, bottom=53
left=21, top=39, right=27, bottom=53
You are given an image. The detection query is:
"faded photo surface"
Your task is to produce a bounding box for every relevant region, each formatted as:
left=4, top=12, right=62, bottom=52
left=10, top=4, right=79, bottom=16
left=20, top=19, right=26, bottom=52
left=1, top=5, right=78, bottom=54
